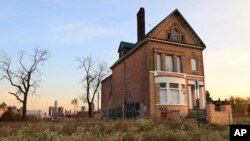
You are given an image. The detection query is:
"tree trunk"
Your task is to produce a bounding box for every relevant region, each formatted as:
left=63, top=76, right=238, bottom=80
left=22, top=101, right=26, bottom=120
left=88, top=103, right=92, bottom=118
left=22, top=95, right=28, bottom=120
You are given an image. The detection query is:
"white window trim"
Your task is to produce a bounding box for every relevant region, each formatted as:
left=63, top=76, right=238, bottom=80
left=160, top=86, right=167, bottom=105
left=156, top=104, right=187, bottom=106
left=158, top=82, right=186, bottom=105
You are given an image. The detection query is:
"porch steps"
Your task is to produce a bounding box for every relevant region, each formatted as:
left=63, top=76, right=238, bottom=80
left=186, top=109, right=207, bottom=123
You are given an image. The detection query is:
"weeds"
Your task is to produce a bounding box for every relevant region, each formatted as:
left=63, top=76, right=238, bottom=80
left=0, top=119, right=229, bottom=141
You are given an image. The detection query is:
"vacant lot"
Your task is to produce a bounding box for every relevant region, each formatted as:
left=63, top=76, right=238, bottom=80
left=0, top=119, right=230, bottom=141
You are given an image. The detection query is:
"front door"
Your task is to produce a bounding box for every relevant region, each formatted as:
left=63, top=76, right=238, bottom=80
left=189, top=85, right=198, bottom=109
left=189, top=82, right=205, bottom=110
left=191, top=85, right=198, bottom=109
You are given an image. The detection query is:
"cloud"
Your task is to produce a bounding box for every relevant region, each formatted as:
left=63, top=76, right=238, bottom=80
left=51, top=23, right=113, bottom=44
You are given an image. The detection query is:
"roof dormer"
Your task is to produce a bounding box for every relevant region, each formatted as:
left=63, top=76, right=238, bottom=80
left=118, top=41, right=135, bottom=58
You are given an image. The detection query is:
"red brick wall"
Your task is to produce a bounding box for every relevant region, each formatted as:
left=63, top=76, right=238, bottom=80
left=101, top=75, right=113, bottom=109
left=124, top=46, right=149, bottom=108
left=102, top=40, right=205, bottom=118
left=110, top=63, right=124, bottom=108
left=101, top=45, right=150, bottom=117
left=148, top=40, right=204, bottom=76
left=206, top=104, right=233, bottom=125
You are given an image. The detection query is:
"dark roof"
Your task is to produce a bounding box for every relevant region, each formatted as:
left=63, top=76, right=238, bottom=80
left=110, top=39, right=146, bottom=69
left=118, top=41, right=135, bottom=52
left=110, top=9, right=206, bottom=69
left=146, top=9, right=206, bottom=48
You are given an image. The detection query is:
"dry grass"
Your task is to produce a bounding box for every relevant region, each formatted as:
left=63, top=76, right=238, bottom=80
left=233, top=116, right=250, bottom=124
left=0, top=119, right=229, bottom=141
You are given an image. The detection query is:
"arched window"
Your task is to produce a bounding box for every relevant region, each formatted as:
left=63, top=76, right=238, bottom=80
left=172, top=28, right=180, bottom=41
left=191, top=58, right=198, bottom=71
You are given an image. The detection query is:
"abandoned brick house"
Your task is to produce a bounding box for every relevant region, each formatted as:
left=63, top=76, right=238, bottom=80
left=101, top=8, right=207, bottom=120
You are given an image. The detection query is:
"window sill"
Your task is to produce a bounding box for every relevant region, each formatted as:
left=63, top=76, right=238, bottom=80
left=154, top=70, right=186, bottom=75
left=154, top=70, right=185, bottom=74
left=156, top=104, right=187, bottom=106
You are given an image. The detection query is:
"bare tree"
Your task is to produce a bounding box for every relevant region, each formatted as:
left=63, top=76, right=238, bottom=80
left=71, top=98, right=78, bottom=114
left=78, top=57, right=108, bottom=118
left=0, top=48, right=49, bottom=120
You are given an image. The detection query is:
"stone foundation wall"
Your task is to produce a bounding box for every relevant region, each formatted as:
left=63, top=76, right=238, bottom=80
left=206, top=103, right=233, bottom=125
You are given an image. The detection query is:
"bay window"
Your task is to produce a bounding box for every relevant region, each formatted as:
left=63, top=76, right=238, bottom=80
left=159, top=82, right=186, bottom=105
left=160, top=83, right=167, bottom=104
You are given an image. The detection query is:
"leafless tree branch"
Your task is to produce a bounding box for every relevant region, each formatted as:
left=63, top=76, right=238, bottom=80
left=77, top=56, right=108, bottom=118
left=9, top=92, right=24, bottom=103
left=0, top=48, right=49, bottom=120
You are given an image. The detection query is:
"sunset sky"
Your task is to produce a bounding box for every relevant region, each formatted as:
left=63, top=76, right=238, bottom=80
left=0, top=0, right=250, bottom=113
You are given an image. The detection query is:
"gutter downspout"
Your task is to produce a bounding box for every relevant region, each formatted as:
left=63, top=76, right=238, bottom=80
left=123, top=60, right=125, bottom=119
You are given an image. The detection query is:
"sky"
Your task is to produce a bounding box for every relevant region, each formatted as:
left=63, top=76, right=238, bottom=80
left=0, top=0, right=250, bottom=113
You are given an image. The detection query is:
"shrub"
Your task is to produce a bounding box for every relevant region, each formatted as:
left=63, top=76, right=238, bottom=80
left=0, top=111, right=21, bottom=121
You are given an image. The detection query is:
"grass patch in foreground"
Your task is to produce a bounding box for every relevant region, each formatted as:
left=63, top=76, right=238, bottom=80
left=0, top=119, right=229, bottom=141
left=233, top=116, right=250, bottom=125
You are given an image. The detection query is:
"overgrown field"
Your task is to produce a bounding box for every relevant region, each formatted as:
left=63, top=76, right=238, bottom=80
left=0, top=119, right=229, bottom=141
left=233, top=116, right=250, bottom=124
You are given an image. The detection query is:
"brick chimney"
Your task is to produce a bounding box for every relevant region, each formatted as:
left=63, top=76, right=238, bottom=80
left=137, top=7, right=145, bottom=42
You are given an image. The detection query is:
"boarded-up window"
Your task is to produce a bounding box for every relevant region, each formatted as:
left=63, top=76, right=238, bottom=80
left=191, top=58, right=198, bottom=71
left=172, top=28, right=180, bottom=41
left=160, top=89, right=167, bottom=104
left=165, top=55, right=173, bottom=72
left=168, top=89, right=179, bottom=104
left=159, top=83, right=186, bottom=105
left=177, top=56, right=182, bottom=73
left=169, top=83, right=179, bottom=88
left=157, top=54, right=161, bottom=71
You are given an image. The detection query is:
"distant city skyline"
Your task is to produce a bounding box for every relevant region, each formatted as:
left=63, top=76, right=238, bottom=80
left=1, top=0, right=250, bottom=112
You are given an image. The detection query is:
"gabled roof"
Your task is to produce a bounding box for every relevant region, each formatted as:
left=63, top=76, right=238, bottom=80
left=118, top=41, right=135, bottom=52
left=146, top=9, right=206, bottom=48
left=110, top=9, right=206, bottom=69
